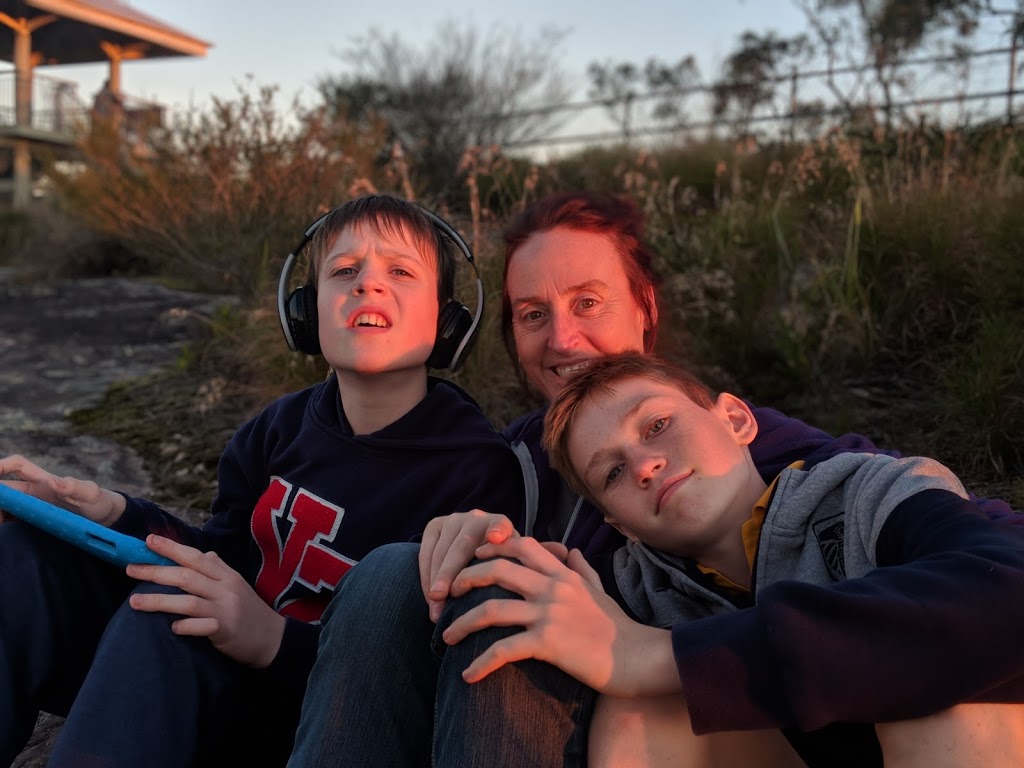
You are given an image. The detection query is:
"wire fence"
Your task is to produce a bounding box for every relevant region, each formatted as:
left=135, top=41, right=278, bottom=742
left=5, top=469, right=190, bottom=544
left=502, top=42, right=1024, bottom=157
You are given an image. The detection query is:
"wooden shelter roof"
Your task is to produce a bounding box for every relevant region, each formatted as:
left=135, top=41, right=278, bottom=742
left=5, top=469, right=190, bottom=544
left=0, top=0, right=210, bottom=64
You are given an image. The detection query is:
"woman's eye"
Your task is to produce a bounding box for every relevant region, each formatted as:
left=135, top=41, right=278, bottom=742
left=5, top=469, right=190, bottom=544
left=578, top=298, right=598, bottom=310
left=647, top=418, right=667, bottom=437
left=604, top=464, right=623, bottom=488
left=522, top=310, right=545, bottom=322
left=391, top=268, right=411, bottom=277
left=332, top=267, right=356, bottom=277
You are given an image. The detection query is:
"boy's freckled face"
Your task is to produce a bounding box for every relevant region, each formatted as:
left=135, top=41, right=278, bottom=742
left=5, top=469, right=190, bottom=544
left=316, top=222, right=439, bottom=375
left=566, top=377, right=758, bottom=558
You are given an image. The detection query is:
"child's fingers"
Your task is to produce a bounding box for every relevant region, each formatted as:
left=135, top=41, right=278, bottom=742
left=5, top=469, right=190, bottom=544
left=144, top=535, right=229, bottom=578
left=442, top=597, right=536, bottom=645
left=484, top=516, right=517, bottom=544
left=170, top=616, right=220, bottom=638
left=427, top=515, right=508, bottom=599
left=0, top=455, right=44, bottom=482
left=566, top=548, right=603, bottom=590
left=474, top=537, right=566, bottom=576
left=127, top=562, right=218, bottom=600
left=426, top=526, right=465, bottom=596
left=450, top=557, right=551, bottom=600
left=460, top=631, right=539, bottom=684
left=128, top=589, right=209, bottom=617
left=418, top=518, right=445, bottom=597
left=539, top=541, right=570, bottom=562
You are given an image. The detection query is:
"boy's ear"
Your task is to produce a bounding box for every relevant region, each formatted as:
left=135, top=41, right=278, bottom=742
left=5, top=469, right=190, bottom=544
left=604, top=515, right=637, bottom=543
left=714, top=393, right=758, bottom=446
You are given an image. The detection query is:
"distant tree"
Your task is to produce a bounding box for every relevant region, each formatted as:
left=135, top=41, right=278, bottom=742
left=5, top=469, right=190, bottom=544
left=795, top=0, right=991, bottom=128
left=318, top=22, right=572, bottom=204
left=711, top=32, right=813, bottom=133
left=586, top=56, right=701, bottom=143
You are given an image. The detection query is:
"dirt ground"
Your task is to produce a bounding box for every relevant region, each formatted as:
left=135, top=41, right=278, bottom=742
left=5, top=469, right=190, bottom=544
left=0, top=268, right=228, bottom=766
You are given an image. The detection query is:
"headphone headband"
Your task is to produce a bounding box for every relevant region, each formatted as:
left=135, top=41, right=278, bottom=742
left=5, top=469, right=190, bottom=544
left=277, top=203, right=483, bottom=371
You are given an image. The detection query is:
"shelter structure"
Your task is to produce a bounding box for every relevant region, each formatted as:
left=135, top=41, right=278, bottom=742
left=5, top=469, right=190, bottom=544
left=0, top=0, right=210, bottom=207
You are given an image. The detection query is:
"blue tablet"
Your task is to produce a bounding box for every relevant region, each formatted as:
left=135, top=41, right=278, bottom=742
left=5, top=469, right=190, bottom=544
left=0, top=484, right=174, bottom=568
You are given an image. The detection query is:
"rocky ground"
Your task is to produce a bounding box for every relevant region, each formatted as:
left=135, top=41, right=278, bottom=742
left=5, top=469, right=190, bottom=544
left=0, top=268, right=228, bottom=767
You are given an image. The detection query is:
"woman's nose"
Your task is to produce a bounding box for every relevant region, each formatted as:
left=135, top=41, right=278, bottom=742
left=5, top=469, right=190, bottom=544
left=547, top=313, right=581, bottom=352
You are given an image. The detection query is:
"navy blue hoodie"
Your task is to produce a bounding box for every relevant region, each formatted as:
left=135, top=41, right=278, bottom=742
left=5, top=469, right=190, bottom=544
left=114, top=374, right=524, bottom=701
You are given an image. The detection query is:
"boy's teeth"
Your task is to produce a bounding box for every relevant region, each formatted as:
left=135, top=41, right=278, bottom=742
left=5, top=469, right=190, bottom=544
left=355, top=313, right=388, bottom=327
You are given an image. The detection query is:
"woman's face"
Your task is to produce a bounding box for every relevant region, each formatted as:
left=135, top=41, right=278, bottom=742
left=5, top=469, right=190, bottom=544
left=507, top=226, right=649, bottom=402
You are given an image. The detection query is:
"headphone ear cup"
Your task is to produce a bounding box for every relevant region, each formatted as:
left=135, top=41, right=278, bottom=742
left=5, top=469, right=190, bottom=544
left=427, top=300, right=474, bottom=370
left=286, top=284, right=322, bottom=356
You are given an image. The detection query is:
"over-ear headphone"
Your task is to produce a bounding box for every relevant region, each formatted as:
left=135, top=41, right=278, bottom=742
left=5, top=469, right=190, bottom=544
left=277, top=204, right=484, bottom=371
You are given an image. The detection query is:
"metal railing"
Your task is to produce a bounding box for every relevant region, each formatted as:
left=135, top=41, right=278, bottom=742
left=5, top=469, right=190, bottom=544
left=0, top=70, right=88, bottom=136
left=0, top=70, right=165, bottom=140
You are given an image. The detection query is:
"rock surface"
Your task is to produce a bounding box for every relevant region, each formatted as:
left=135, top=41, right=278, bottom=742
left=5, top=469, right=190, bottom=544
left=0, top=268, right=228, bottom=767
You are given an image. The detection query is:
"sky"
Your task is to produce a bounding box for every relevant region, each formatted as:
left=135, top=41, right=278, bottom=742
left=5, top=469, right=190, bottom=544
left=36, top=0, right=809, bottom=113
left=11, top=0, right=1015, bottom=154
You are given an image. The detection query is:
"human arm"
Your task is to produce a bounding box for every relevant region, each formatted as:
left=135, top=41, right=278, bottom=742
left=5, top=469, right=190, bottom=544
left=675, top=488, right=1024, bottom=734
left=442, top=536, right=678, bottom=698
left=443, top=462, right=1024, bottom=731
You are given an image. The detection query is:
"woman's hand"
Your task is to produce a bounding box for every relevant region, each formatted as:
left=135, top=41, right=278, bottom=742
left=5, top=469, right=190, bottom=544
left=0, top=454, right=125, bottom=526
left=418, top=510, right=522, bottom=622
left=126, top=534, right=286, bottom=669
left=442, top=537, right=680, bottom=698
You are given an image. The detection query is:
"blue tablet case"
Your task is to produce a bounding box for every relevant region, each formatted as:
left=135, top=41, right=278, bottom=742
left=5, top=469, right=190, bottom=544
left=0, top=484, right=174, bottom=567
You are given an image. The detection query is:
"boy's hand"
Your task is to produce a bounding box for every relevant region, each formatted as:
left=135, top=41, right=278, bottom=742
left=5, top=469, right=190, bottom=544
left=418, top=510, right=521, bottom=622
left=127, top=535, right=286, bottom=669
left=442, top=537, right=680, bottom=698
left=0, top=454, right=125, bottom=526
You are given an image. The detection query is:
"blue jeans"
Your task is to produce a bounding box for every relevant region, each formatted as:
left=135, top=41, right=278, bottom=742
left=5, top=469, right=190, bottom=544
left=288, top=542, right=593, bottom=767
left=0, top=521, right=302, bottom=768
left=0, top=521, right=132, bottom=766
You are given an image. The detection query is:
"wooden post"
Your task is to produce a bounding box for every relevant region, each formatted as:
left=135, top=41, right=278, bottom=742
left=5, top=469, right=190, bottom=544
left=13, top=22, right=32, bottom=208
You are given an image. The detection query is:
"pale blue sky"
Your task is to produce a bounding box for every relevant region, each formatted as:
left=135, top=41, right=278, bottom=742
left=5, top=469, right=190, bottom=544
left=42, top=0, right=809, bottom=111
left=16, top=0, right=1014, bottom=153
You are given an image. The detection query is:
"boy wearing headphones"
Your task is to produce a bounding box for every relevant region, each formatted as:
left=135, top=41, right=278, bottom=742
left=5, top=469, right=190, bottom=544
left=0, top=195, right=524, bottom=767
left=445, top=353, right=1024, bottom=767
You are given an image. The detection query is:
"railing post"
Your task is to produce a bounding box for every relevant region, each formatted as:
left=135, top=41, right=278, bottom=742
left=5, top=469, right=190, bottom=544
left=1009, top=35, right=1018, bottom=126
left=13, top=25, right=33, bottom=208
